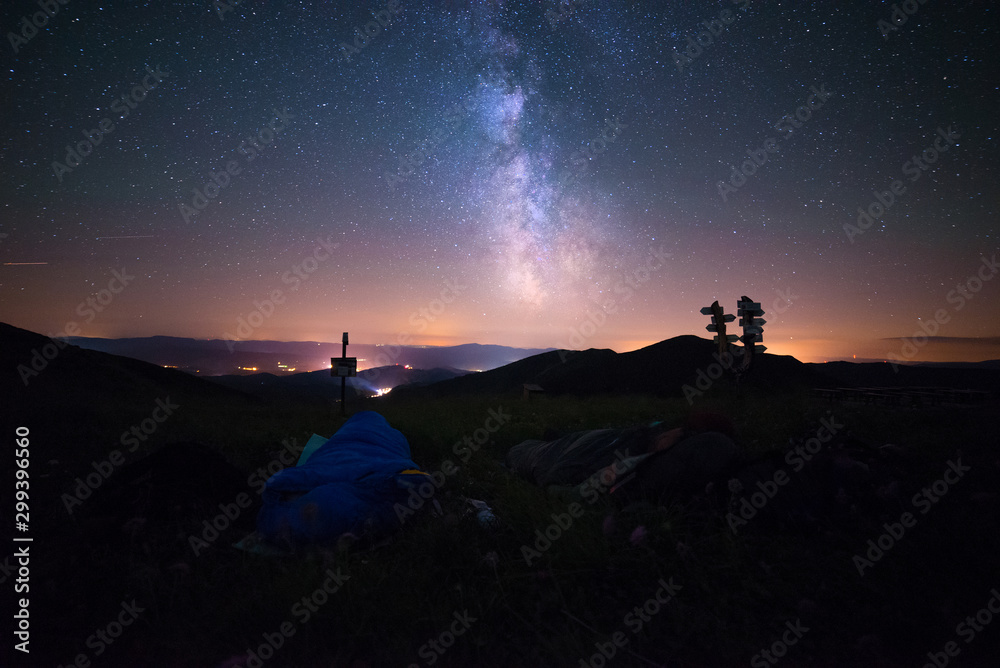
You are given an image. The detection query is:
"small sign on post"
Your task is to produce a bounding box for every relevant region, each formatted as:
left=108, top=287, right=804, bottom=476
left=331, top=332, right=357, bottom=416
left=332, top=357, right=358, bottom=377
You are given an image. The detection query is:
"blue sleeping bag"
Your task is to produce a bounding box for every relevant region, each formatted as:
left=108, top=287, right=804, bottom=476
left=256, top=411, right=429, bottom=547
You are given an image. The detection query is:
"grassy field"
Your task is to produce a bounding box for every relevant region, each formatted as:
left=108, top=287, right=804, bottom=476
left=18, top=381, right=1000, bottom=668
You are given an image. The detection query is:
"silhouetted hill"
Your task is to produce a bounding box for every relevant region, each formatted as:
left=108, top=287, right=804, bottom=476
left=3, top=322, right=261, bottom=465
left=3, top=322, right=255, bottom=410
left=392, top=336, right=838, bottom=399
left=389, top=349, right=572, bottom=398
left=390, top=335, right=1000, bottom=400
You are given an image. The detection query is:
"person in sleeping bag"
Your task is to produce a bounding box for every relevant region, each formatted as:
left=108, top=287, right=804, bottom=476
left=505, top=412, right=740, bottom=503
left=256, top=411, right=431, bottom=549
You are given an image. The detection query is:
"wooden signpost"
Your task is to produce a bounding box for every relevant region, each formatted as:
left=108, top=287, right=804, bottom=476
left=701, top=300, right=737, bottom=359
left=737, top=296, right=766, bottom=372
left=701, top=297, right=767, bottom=374
left=331, top=331, right=357, bottom=416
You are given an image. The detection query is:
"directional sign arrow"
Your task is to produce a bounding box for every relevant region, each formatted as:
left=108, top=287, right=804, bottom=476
left=723, top=314, right=736, bottom=322
left=700, top=306, right=715, bottom=315
left=706, top=324, right=719, bottom=332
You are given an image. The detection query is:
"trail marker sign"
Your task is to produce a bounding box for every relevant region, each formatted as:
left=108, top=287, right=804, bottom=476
left=331, top=331, right=356, bottom=415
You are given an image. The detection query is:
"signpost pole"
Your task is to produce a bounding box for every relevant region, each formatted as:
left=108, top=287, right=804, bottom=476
left=701, top=301, right=737, bottom=359
left=340, top=332, right=348, bottom=416
left=331, top=335, right=358, bottom=417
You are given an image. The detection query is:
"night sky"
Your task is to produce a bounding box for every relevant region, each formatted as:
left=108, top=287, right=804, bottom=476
left=2, top=0, right=997, bottom=365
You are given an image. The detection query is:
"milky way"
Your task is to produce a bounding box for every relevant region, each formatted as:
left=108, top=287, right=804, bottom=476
left=1, top=0, right=997, bottom=362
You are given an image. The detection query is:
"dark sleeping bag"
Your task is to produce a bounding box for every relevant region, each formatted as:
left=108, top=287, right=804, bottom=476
left=506, top=423, right=740, bottom=502
left=505, top=424, right=657, bottom=487
left=623, top=431, right=741, bottom=502
left=256, top=411, right=430, bottom=548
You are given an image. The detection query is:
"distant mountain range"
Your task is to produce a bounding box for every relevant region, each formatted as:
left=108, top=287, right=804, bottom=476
left=4, top=323, right=997, bottom=415
left=62, top=334, right=556, bottom=376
